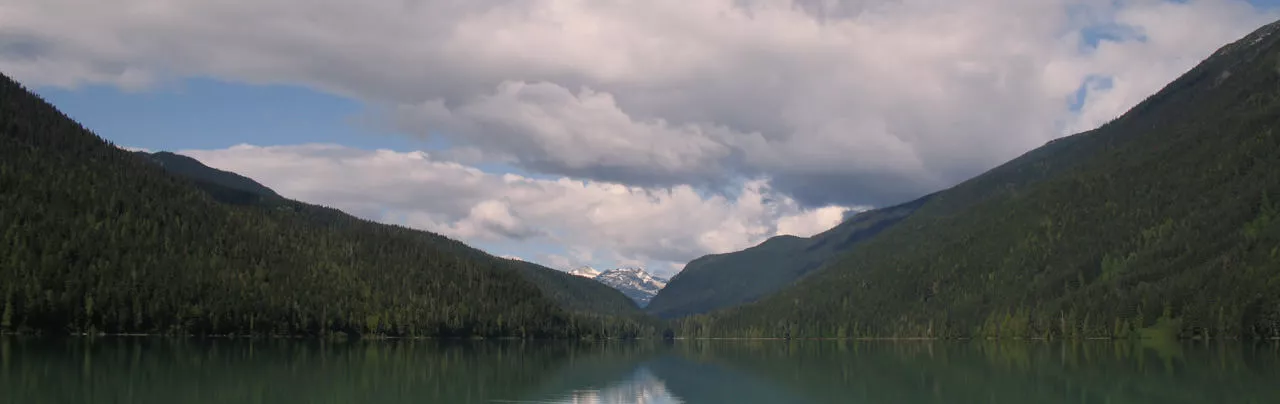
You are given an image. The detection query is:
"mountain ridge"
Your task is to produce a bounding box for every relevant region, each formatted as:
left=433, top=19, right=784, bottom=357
left=675, top=18, right=1280, bottom=339
left=133, top=151, right=281, bottom=200
left=594, top=267, right=668, bottom=307
left=561, top=266, right=669, bottom=307
left=0, top=76, right=655, bottom=338
left=130, top=150, right=653, bottom=324
left=648, top=195, right=930, bottom=318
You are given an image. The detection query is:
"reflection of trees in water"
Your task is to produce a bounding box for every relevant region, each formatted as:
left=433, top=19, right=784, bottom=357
left=2, top=338, right=1277, bottom=404
left=503, top=342, right=673, bottom=403
left=644, top=353, right=813, bottom=404
left=666, top=340, right=1280, bottom=404
left=0, top=338, right=661, bottom=403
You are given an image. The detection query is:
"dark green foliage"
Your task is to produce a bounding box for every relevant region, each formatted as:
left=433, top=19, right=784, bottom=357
left=135, top=147, right=655, bottom=335
left=134, top=151, right=280, bottom=199
left=504, top=259, right=639, bottom=317
left=677, top=20, right=1280, bottom=340
left=503, top=258, right=661, bottom=334
left=648, top=197, right=927, bottom=318
left=0, top=72, right=652, bottom=339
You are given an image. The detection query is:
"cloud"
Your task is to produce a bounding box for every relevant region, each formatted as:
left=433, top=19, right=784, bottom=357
left=181, top=144, right=854, bottom=269
left=777, top=206, right=861, bottom=238
left=5, top=0, right=1276, bottom=208
left=435, top=199, right=545, bottom=241
left=1062, top=0, right=1275, bottom=133
left=539, top=254, right=574, bottom=271
left=393, top=81, right=737, bottom=188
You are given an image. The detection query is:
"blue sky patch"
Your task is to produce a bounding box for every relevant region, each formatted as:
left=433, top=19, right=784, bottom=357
left=36, top=78, right=422, bottom=152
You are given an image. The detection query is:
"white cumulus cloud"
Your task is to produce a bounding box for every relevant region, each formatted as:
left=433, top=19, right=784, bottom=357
left=181, top=144, right=855, bottom=272
left=4, top=0, right=1275, bottom=208
left=5, top=0, right=1278, bottom=273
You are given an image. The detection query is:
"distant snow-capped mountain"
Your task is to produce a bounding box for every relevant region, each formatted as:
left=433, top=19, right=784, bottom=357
left=562, top=265, right=668, bottom=306
left=593, top=267, right=668, bottom=307
left=568, top=266, right=602, bottom=278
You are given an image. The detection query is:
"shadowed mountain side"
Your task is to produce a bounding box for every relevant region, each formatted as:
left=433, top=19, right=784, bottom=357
left=648, top=196, right=930, bottom=318
left=677, top=19, right=1280, bottom=339
left=133, top=150, right=654, bottom=330
left=134, top=151, right=281, bottom=199
left=0, top=73, right=653, bottom=339
left=503, top=259, right=658, bottom=325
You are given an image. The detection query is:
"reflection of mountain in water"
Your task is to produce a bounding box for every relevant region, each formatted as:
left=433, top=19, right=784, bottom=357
left=542, top=367, right=681, bottom=404
left=643, top=355, right=812, bottom=404
left=526, top=341, right=1280, bottom=404
left=5, top=339, right=1280, bottom=404
left=662, top=341, right=1280, bottom=404
left=510, top=344, right=808, bottom=404
left=521, top=355, right=805, bottom=404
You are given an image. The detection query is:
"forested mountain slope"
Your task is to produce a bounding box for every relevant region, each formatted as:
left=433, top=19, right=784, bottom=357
left=677, top=20, right=1280, bottom=340
left=0, top=73, right=652, bottom=338
left=498, top=259, right=650, bottom=319
left=133, top=150, right=650, bottom=323
left=647, top=197, right=928, bottom=318
left=135, top=151, right=280, bottom=199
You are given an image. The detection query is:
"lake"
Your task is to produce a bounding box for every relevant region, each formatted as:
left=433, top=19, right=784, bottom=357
left=1, top=337, right=1277, bottom=403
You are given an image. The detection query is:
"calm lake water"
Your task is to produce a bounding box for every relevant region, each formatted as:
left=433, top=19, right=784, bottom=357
left=2, top=337, right=1278, bottom=403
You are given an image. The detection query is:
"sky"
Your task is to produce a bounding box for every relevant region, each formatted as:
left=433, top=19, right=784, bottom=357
left=4, top=0, right=1280, bottom=277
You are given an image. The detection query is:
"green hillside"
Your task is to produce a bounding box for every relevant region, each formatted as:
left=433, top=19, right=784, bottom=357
left=135, top=151, right=281, bottom=199
left=647, top=197, right=928, bottom=318
left=134, top=150, right=650, bottom=324
left=0, top=73, right=653, bottom=339
left=677, top=20, right=1280, bottom=340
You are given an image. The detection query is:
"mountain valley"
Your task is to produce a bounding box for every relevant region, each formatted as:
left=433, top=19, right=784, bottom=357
left=0, top=82, right=654, bottom=338
left=569, top=266, right=668, bottom=307
left=3, top=19, right=1280, bottom=341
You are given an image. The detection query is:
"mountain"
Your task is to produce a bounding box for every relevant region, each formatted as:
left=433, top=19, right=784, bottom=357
left=0, top=72, right=654, bottom=339
left=594, top=268, right=669, bottom=307
left=560, top=265, right=666, bottom=307
left=129, top=149, right=653, bottom=326
left=133, top=151, right=280, bottom=200
left=500, top=260, right=657, bottom=322
left=568, top=266, right=602, bottom=278
left=677, top=20, right=1280, bottom=340
left=648, top=197, right=929, bottom=318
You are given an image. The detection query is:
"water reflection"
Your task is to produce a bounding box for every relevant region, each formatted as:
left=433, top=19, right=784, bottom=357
left=518, top=340, right=1280, bottom=404
left=2, top=337, right=1278, bottom=403
left=516, top=367, right=681, bottom=404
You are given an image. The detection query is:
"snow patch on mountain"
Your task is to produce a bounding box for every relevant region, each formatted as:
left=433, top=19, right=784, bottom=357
left=593, top=267, right=668, bottom=307
left=568, top=266, right=602, bottom=278
left=560, top=265, right=667, bottom=306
